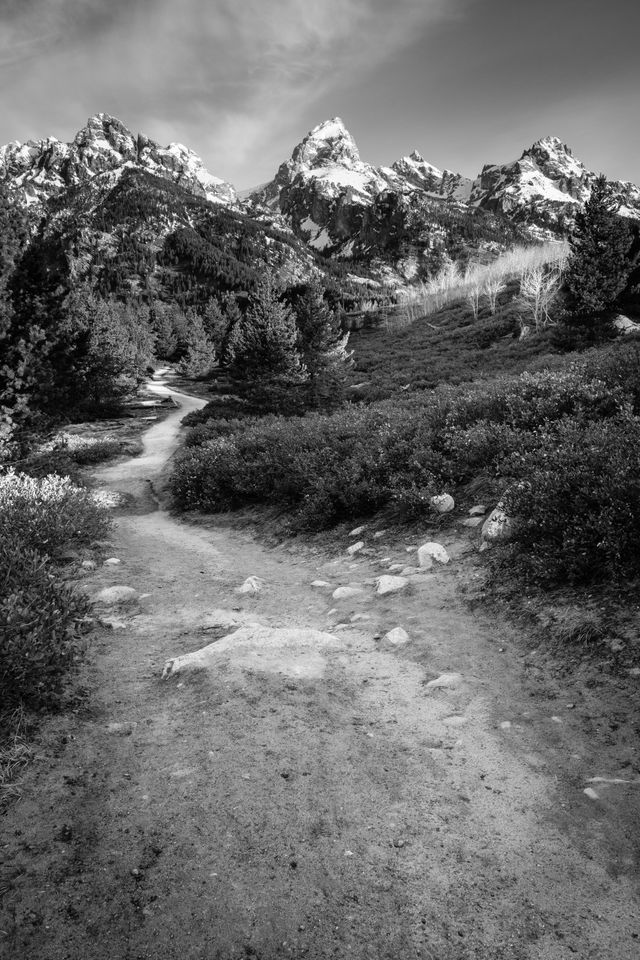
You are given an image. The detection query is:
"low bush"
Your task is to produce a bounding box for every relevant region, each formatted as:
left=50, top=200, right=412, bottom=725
left=0, top=470, right=110, bottom=559
left=172, top=341, right=640, bottom=589
left=47, top=433, right=124, bottom=465
left=0, top=534, right=90, bottom=710
left=501, top=413, right=640, bottom=586
left=0, top=470, right=109, bottom=709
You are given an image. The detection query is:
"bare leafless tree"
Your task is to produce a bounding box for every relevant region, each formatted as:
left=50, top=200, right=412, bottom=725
left=517, top=267, right=561, bottom=331
left=483, top=274, right=506, bottom=314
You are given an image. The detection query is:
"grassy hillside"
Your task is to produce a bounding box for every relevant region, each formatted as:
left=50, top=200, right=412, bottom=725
left=348, top=285, right=561, bottom=398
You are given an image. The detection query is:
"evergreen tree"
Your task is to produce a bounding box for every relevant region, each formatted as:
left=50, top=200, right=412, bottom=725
left=0, top=187, right=35, bottom=452
left=229, top=272, right=307, bottom=411
left=217, top=291, right=244, bottom=365
left=564, top=175, right=633, bottom=320
left=290, top=280, right=352, bottom=409
left=52, top=292, right=156, bottom=412
left=179, top=313, right=217, bottom=378
left=202, top=296, right=228, bottom=351
left=150, top=302, right=179, bottom=360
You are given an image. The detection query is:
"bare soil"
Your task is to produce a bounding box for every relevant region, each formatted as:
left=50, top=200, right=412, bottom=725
left=1, top=373, right=640, bottom=960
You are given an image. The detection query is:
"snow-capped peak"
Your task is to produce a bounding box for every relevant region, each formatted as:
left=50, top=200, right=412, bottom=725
left=470, top=134, right=592, bottom=224
left=290, top=117, right=362, bottom=171
left=310, top=117, right=351, bottom=143
left=1, top=114, right=237, bottom=208
left=387, top=149, right=472, bottom=202
left=527, top=135, right=573, bottom=156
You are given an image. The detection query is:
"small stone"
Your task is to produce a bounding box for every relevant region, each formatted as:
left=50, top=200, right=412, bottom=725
left=107, top=721, right=137, bottom=735
left=384, top=627, right=410, bottom=646
left=93, top=585, right=137, bottom=605
left=430, top=493, right=455, bottom=514
left=376, top=575, right=408, bottom=596
left=418, top=542, right=450, bottom=567
left=104, top=557, right=122, bottom=566
left=400, top=566, right=420, bottom=576
left=332, top=586, right=363, bottom=601
left=426, top=672, right=463, bottom=689
left=311, top=580, right=331, bottom=588
left=482, top=505, right=513, bottom=543
left=236, top=576, right=263, bottom=594
left=349, top=526, right=366, bottom=537
left=500, top=721, right=512, bottom=730
left=373, top=531, right=386, bottom=539
left=461, top=517, right=483, bottom=528
left=347, top=541, right=364, bottom=556
left=551, top=716, right=562, bottom=723
left=392, top=838, right=406, bottom=848
left=387, top=563, right=405, bottom=572
left=81, top=559, right=96, bottom=571
left=583, top=787, right=600, bottom=801
left=469, top=505, right=487, bottom=516
left=613, top=314, right=640, bottom=335
left=99, top=617, right=128, bottom=630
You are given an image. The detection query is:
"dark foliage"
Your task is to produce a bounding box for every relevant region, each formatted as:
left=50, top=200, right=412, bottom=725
left=564, top=175, right=633, bottom=323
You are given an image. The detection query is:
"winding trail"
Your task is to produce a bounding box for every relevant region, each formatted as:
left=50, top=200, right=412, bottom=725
left=1, top=374, right=639, bottom=959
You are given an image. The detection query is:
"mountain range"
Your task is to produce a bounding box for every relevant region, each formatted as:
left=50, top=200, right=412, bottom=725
left=2, top=112, right=639, bottom=296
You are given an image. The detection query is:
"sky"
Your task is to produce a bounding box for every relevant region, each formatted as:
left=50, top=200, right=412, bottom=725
left=1, top=0, right=639, bottom=190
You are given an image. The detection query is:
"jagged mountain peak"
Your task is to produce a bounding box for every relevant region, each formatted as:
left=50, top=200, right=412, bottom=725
left=76, top=113, right=134, bottom=139
left=72, top=113, right=138, bottom=166
left=521, top=135, right=586, bottom=178
left=290, top=117, right=361, bottom=170
left=470, top=135, right=594, bottom=227
left=527, top=134, right=573, bottom=155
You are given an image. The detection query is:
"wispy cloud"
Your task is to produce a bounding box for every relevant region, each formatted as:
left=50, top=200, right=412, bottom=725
left=0, top=0, right=467, bottom=184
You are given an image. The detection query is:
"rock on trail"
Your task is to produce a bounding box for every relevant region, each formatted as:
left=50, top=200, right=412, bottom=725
left=162, top=626, right=342, bottom=681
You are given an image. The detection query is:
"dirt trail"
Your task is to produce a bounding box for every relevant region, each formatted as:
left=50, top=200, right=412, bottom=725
left=2, top=374, right=639, bottom=959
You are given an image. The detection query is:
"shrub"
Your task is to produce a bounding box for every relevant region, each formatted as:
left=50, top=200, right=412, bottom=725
left=47, top=433, right=123, bottom=465
left=171, top=340, right=640, bottom=564
left=0, top=534, right=89, bottom=710
left=501, top=413, right=640, bottom=586
left=0, top=470, right=110, bottom=559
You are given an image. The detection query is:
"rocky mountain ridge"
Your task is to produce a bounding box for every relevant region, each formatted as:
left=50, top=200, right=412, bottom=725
left=0, top=113, right=237, bottom=209
left=470, top=135, right=640, bottom=229
left=2, top=113, right=638, bottom=294
left=249, top=120, right=640, bottom=250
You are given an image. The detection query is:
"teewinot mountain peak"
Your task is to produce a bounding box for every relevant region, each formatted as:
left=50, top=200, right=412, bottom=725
left=0, top=113, right=237, bottom=209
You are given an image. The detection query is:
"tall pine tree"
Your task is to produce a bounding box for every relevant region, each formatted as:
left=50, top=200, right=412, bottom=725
left=229, top=273, right=307, bottom=411
left=290, top=281, right=352, bottom=409
left=564, top=175, right=632, bottom=320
